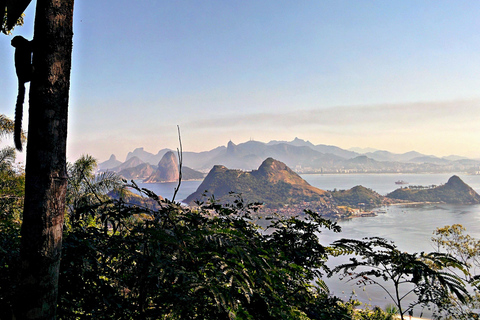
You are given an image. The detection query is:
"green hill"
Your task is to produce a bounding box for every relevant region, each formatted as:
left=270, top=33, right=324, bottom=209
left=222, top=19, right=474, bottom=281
left=183, top=158, right=328, bottom=207
left=331, top=185, right=385, bottom=208
left=386, top=175, right=480, bottom=204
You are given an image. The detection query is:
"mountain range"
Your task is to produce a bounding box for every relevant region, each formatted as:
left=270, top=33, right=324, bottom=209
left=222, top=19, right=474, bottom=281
left=103, top=151, right=204, bottom=183
left=98, top=138, right=480, bottom=175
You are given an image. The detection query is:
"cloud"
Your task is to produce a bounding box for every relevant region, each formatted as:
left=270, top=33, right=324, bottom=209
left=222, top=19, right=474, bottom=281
left=185, top=99, right=480, bottom=131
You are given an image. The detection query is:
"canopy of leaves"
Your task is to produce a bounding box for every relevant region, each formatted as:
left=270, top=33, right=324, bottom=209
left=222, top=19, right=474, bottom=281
left=59, top=184, right=345, bottom=319
left=0, top=116, right=23, bottom=318
left=332, top=237, right=469, bottom=320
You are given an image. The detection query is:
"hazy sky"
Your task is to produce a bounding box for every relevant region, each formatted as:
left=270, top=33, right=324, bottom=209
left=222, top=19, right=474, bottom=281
left=1, top=1, right=480, bottom=162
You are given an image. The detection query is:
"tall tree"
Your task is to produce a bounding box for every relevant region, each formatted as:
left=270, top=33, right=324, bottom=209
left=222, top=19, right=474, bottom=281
left=2, top=0, right=74, bottom=319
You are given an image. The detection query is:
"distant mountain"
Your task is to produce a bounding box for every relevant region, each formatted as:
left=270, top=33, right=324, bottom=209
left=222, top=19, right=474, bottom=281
left=408, top=156, right=450, bottom=165
left=110, top=139, right=480, bottom=175
left=364, top=150, right=425, bottom=162
left=267, top=137, right=358, bottom=159
left=183, top=158, right=328, bottom=207
left=124, top=146, right=226, bottom=170
left=182, top=146, right=226, bottom=170
left=112, top=156, right=145, bottom=172
left=118, top=163, right=156, bottom=180
left=386, top=175, right=480, bottom=204
left=348, top=147, right=379, bottom=154
left=125, top=147, right=171, bottom=165
left=267, top=137, right=316, bottom=148
left=144, top=151, right=179, bottom=183
left=198, top=140, right=345, bottom=171
left=98, top=154, right=122, bottom=171
left=144, top=151, right=204, bottom=183
left=443, top=155, right=468, bottom=161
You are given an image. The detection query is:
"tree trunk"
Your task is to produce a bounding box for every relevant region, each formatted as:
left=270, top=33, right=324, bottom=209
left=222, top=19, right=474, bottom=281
left=14, top=0, right=74, bottom=319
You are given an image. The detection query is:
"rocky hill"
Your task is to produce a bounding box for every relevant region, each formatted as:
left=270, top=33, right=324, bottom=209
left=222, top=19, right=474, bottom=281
left=118, top=163, right=156, bottom=180
left=386, top=175, right=480, bottom=204
left=111, top=156, right=145, bottom=172
left=98, top=154, right=122, bottom=171
left=144, top=151, right=204, bottom=183
left=183, top=157, right=328, bottom=207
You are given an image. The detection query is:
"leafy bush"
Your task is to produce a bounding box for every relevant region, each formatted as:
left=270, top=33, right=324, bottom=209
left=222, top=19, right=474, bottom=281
left=0, top=147, right=23, bottom=318
left=58, top=178, right=349, bottom=319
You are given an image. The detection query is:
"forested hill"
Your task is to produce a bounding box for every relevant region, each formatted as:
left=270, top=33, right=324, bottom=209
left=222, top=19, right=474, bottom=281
left=386, top=175, right=480, bottom=204
left=330, top=185, right=385, bottom=208
left=183, top=158, right=328, bottom=207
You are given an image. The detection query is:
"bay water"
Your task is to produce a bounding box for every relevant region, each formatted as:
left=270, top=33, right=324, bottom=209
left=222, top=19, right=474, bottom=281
left=137, top=173, right=480, bottom=314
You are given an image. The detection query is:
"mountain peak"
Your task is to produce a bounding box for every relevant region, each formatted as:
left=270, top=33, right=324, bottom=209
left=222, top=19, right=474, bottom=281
left=183, top=158, right=327, bottom=206
left=159, top=151, right=177, bottom=166
left=445, top=175, right=470, bottom=191
left=257, top=157, right=289, bottom=174
left=98, top=154, right=123, bottom=171
left=144, top=151, right=179, bottom=183
left=292, top=137, right=309, bottom=143
left=226, top=140, right=238, bottom=155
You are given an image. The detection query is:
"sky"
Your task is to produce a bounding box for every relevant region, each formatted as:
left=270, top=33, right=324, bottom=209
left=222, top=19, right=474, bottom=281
left=1, top=1, right=480, bottom=162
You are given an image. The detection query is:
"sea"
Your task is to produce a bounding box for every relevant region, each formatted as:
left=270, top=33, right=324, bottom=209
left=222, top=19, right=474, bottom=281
left=136, top=173, right=480, bottom=316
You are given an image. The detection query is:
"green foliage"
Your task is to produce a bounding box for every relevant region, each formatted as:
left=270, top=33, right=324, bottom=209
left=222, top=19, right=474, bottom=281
left=66, top=154, right=124, bottom=226
left=0, top=116, right=23, bottom=317
left=332, top=237, right=469, bottom=320
left=433, top=224, right=480, bottom=270
left=1, top=8, right=25, bottom=34
left=58, top=169, right=349, bottom=319
left=383, top=303, right=398, bottom=315
left=431, top=225, right=480, bottom=319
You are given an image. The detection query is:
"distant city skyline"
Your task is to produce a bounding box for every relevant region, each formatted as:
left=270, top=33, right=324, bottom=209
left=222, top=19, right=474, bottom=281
left=1, top=1, right=480, bottom=162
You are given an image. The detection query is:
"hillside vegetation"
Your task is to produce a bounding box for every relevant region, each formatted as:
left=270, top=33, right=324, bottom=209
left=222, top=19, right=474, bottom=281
left=184, top=158, right=328, bottom=207
left=331, top=185, right=385, bottom=208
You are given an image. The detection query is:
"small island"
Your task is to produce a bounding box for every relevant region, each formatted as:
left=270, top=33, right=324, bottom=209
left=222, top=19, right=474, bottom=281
left=386, top=175, right=480, bottom=204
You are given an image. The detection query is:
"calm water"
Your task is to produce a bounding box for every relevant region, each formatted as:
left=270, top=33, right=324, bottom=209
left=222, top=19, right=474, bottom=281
left=137, top=173, right=480, bottom=314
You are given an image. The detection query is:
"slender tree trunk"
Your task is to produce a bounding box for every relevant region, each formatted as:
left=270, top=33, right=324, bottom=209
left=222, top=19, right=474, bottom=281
left=14, top=0, right=74, bottom=319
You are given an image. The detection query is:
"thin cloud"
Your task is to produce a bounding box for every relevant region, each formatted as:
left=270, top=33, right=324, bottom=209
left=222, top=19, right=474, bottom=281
left=185, top=99, right=480, bottom=130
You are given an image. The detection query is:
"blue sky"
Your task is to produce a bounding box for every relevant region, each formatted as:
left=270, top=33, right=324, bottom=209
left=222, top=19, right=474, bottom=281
left=1, top=1, right=480, bottom=162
